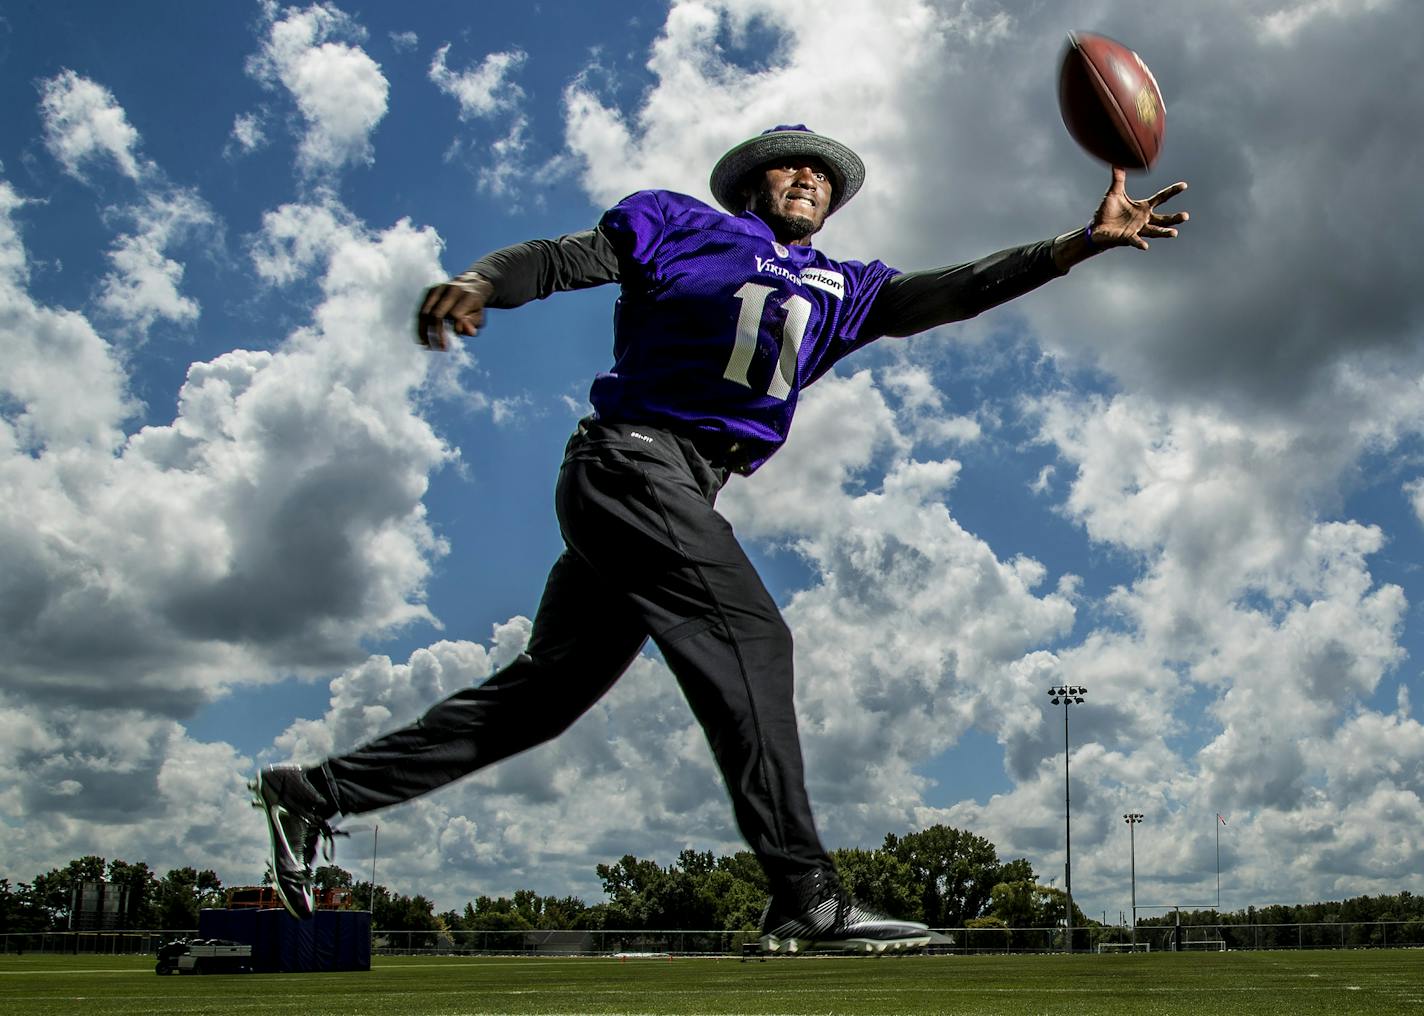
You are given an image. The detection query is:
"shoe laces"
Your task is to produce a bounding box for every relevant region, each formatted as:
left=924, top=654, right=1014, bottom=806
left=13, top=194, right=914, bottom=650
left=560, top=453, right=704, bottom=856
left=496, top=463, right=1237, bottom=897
left=791, top=868, right=852, bottom=928
left=302, top=817, right=349, bottom=868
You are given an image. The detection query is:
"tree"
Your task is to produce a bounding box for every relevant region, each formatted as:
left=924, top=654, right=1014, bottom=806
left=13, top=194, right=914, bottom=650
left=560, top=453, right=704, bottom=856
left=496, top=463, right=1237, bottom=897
left=314, top=865, right=354, bottom=891
left=985, top=879, right=1084, bottom=946
left=711, top=852, right=768, bottom=930
left=833, top=847, right=918, bottom=922
left=595, top=854, right=669, bottom=929
left=885, top=826, right=1031, bottom=927
left=0, top=879, right=48, bottom=934
left=153, top=867, right=223, bottom=928
left=593, top=850, right=768, bottom=930
left=28, top=856, right=107, bottom=929
left=352, top=881, right=440, bottom=946
left=384, top=893, right=440, bottom=947
left=460, top=896, right=534, bottom=932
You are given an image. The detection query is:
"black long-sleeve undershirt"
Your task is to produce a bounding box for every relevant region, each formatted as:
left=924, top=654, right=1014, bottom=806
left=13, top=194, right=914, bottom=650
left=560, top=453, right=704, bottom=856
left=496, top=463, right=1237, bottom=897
left=464, top=225, right=1067, bottom=338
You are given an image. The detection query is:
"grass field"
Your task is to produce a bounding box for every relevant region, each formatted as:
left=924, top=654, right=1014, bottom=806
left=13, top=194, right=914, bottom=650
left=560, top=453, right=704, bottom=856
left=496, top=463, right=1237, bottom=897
left=2, top=950, right=1421, bottom=1015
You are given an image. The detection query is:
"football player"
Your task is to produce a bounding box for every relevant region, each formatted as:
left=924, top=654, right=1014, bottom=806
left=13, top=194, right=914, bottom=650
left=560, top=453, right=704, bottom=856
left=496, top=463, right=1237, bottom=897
left=254, top=125, right=1187, bottom=952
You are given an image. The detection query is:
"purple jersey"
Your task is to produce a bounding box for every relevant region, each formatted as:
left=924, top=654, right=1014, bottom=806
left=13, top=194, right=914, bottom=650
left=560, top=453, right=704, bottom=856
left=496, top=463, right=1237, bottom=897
left=591, top=190, right=899, bottom=473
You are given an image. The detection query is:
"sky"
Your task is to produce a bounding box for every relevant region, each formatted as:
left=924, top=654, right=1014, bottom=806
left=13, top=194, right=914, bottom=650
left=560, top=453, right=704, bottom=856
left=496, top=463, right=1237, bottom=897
left=2, top=0, right=1423, bottom=927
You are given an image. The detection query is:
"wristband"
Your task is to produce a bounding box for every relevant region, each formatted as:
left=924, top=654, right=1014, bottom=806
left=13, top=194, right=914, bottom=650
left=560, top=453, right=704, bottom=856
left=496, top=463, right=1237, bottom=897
left=1085, top=222, right=1095, bottom=245
left=451, top=270, right=491, bottom=295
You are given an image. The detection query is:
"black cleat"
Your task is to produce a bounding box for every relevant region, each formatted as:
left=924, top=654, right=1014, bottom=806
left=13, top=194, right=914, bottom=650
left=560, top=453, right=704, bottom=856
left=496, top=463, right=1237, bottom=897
left=759, top=867, right=948, bottom=954
left=249, top=765, right=341, bottom=920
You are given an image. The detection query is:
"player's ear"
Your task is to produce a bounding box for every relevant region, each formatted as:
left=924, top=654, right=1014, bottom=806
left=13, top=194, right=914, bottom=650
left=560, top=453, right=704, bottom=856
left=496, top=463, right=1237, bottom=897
left=737, top=168, right=765, bottom=211
left=739, top=179, right=756, bottom=211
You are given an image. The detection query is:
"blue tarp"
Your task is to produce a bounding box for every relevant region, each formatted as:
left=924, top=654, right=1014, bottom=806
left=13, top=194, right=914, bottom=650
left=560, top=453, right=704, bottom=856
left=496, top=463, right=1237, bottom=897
left=198, top=908, right=370, bottom=972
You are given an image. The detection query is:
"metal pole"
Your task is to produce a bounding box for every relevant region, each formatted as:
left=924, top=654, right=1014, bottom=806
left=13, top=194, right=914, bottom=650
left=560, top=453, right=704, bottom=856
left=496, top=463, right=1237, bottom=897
left=1124, top=813, right=1142, bottom=948
left=1130, top=820, right=1137, bottom=945
left=1064, top=697, right=1073, bottom=955
left=370, top=824, right=379, bottom=922
left=1215, top=816, right=1221, bottom=910
left=1048, top=685, right=1085, bottom=956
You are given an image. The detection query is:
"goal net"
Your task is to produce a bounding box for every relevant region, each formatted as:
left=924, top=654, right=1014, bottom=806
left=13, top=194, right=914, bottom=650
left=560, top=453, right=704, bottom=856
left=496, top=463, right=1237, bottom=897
left=1096, top=942, right=1151, bottom=953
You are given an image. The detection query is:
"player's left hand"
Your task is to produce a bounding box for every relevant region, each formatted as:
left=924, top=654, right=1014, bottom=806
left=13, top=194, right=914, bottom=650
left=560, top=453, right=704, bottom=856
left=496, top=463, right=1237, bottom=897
left=1090, top=167, right=1189, bottom=251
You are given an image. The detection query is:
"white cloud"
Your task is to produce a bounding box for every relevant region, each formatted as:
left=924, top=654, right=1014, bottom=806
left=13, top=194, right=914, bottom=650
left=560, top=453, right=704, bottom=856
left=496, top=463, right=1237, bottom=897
left=0, top=181, right=461, bottom=866
left=563, top=0, right=1424, bottom=428
left=1003, top=388, right=1413, bottom=903
left=0, top=687, right=260, bottom=885
left=0, top=181, right=134, bottom=451
left=246, top=3, right=390, bottom=175
left=267, top=628, right=734, bottom=904
left=390, top=30, right=418, bottom=54
left=38, top=69, right=146, bottom=181
left=1406, top=477, right=1424, bottom=529
left=428, top=45, right=534, bottom=200
left=228, top=112, right=268, bottom=155
left=97, top=188, right=214, bottom=333
left=428, top=44, right=526, bottom=120
left=247, top=198, right=357, bottom=285
left=31, top=71, right=212, bottom=339
left=720, top=372, right=1076, bottom=842
left=1257, top=0, right=1398, bottom=41
left=476, top=115, right=532, bottom=198
left=8, top=0, right=1424, bottom=920
left=541, top=0, right=1424, bottom=916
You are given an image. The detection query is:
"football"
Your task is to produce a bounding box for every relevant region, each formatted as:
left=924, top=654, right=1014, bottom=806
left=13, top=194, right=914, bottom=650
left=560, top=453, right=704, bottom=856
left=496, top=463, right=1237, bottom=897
left=1058, top=31, right=1165, bottom=171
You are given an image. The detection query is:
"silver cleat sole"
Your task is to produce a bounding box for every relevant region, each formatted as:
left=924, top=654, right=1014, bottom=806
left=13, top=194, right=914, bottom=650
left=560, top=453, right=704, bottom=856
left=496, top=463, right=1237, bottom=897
left=759, top=933, right=934, bottom=954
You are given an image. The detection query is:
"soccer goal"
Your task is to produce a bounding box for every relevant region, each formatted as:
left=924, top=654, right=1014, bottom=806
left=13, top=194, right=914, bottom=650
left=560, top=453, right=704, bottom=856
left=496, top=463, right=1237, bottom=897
left=1180, top=939, right=1227, bottom=952
left=1096, top=942, right=1151, bottom=953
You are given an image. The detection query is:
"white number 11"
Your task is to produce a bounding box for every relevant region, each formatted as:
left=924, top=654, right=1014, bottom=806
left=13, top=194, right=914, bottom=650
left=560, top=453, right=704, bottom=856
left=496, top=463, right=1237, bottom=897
left=721, top=283, right=812, bottom=401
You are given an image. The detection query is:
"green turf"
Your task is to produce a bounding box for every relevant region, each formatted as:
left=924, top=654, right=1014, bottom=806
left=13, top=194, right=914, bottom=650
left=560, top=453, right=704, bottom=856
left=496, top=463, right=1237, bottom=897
left=2, top=950, right=1421, bottom=1015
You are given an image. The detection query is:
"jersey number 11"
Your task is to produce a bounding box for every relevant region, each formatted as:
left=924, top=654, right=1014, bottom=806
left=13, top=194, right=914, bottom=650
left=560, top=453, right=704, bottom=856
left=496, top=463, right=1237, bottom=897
left=722, top=283, right=812, bottom=401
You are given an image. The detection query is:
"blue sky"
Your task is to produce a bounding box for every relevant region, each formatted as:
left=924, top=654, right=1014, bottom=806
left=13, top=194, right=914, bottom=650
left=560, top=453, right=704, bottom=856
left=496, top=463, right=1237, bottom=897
left=3, top=0, right=1424, bottom=923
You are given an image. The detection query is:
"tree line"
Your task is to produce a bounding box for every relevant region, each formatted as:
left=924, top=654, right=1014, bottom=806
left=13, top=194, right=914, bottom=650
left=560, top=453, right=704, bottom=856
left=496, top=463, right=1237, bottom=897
left=5, top=824, right=1417, bottom=938
left=0, top=825, right=1050, bottom=935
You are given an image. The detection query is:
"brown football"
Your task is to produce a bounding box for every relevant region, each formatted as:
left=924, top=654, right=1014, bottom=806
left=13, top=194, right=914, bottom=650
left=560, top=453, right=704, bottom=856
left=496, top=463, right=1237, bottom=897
left=1058, top=31, right=1165, bottom=171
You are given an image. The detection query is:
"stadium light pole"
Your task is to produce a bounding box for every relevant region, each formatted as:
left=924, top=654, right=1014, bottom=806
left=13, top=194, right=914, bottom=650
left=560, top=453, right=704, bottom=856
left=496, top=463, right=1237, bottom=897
left=1123, top=813, right=1143, bottom=947
left=1048, top=684, right=1086, bottom=954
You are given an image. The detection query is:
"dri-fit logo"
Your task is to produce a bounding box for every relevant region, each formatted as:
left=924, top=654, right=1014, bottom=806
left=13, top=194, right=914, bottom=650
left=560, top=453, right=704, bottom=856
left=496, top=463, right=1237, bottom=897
left=630, top=431, right=654, bottom=443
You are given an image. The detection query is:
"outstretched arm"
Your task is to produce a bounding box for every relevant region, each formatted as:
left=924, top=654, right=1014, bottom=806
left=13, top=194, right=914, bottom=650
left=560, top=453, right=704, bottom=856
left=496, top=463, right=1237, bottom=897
left=415, top=227, right=622, bottom=350
left=866, top=167, right=1190, bottom=338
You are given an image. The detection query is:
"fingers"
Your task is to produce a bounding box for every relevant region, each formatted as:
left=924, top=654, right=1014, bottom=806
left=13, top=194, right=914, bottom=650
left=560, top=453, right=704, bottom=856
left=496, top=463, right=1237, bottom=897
left=414, top=282, right=488, bottom=350
left=424, top=283, right=483, bottom=323
left=416, top=313, right=448, bottom=351
left=1146, top=181, right=1189, bottom=207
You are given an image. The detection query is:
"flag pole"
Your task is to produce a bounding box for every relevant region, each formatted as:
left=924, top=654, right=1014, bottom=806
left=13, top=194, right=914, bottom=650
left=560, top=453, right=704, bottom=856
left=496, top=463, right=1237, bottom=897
left=1215, top=814, right=1222, bottom=910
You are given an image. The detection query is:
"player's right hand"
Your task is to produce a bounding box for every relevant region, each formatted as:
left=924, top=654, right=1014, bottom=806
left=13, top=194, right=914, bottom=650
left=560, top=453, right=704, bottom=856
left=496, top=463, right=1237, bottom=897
left=416, top=272, right=495, bottom=350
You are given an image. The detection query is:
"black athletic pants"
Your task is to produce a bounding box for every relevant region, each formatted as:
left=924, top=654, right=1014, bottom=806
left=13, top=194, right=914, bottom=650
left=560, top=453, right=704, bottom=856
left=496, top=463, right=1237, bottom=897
left=318, top=417, right=832, bottom=888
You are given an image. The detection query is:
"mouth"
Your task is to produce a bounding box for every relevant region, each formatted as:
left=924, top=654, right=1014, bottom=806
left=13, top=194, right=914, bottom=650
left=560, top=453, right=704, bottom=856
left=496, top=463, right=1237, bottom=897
left=785, top=194, right=817, bottom=211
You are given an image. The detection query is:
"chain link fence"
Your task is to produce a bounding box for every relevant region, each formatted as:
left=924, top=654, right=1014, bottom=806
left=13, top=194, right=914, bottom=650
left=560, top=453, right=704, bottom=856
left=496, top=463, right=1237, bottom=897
left=5, top=920, right=1422, bottom=957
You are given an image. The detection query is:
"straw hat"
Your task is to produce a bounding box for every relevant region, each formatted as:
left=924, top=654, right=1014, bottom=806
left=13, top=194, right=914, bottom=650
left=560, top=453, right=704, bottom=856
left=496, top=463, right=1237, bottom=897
left=709, top=124, right=864, bottom=215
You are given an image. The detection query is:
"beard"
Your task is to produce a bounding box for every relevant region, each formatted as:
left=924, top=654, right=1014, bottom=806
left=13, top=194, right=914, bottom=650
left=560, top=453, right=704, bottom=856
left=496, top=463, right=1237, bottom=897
left=750, top=181, right=820, bottom=241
